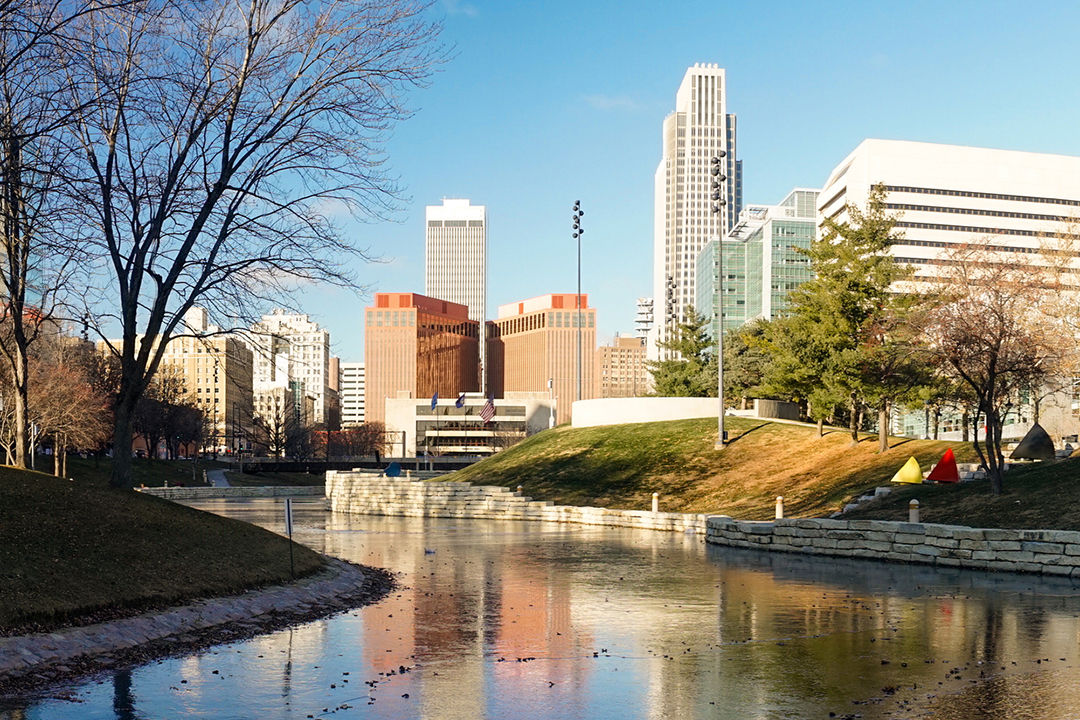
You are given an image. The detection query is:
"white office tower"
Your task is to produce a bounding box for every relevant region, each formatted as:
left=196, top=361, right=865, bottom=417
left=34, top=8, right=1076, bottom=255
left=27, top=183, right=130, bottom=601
left=818, top=139, right=1080, bottom=286
left=339, top=361, right=366, bottom=426
left=249, top=310, right=332, bottom=424
left=652, top=64, right=739, bottom=359
left=425, top=198, right=487, bottom=390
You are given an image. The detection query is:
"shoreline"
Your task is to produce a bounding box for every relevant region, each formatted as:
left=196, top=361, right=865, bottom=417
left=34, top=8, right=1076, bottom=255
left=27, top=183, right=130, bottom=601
left=0, top=556, right=394, bottom=698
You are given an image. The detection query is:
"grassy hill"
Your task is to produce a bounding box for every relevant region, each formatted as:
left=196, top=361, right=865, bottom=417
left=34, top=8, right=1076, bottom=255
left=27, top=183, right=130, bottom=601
left=839, top=457, right=1080, bottom=530
left=0, top=467, right=322, bottom=633
left=445, top=416, right=977, bottom=519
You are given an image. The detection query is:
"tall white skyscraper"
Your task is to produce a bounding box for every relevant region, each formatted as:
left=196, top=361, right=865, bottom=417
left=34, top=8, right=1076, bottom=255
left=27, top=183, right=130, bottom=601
left=425, top=198, right=487, bottom=389
left=651, top=64, right=740, bottom=358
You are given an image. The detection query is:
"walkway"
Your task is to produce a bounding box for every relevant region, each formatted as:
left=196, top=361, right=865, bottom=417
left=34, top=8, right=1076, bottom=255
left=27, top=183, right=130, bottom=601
left=207, top=468, right=230, bottom=487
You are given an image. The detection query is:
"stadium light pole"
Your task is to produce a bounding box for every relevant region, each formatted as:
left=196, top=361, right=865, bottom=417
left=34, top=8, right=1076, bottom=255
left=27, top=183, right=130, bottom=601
left=572, top=200, right=585, bottom=402
left=711, top=153, right=727, bottom=449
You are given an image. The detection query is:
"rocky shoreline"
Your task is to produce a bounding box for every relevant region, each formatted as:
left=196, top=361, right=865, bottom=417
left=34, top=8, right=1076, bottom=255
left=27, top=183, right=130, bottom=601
left=0, top=556, right=394, bottom=698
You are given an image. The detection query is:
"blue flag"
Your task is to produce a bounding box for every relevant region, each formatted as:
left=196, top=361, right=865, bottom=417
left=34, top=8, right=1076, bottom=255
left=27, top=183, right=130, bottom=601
left=455, top=392, right=466, bottom=409
left=431, top=391, right=438, bottom=410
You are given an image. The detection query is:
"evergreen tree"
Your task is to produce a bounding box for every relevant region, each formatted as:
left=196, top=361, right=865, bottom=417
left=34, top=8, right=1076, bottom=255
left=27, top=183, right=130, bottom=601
left=766, top=184, right=929, bottom=448
left=647, top=307, right=717, bottom=397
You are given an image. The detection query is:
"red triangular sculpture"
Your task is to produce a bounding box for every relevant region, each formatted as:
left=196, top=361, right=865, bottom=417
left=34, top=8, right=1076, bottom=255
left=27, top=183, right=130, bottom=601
left=927, top=448, right=960, bottom=483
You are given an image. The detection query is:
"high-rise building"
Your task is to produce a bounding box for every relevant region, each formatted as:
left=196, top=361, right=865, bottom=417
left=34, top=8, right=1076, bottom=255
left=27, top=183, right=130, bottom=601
left=697, top=189, right=818, bottom=337
left=339, top=361, right=366, bottom=426
left=594, top=335, right=650, bottom=398
left=249, top=310, right=332, bottom=425
left=159, top=307, right=254, bottom=455
left=364, top=292, right=479, bottom=426
left=818, top=139, right=1080, bottom=284
left=652, top=63, right=740, bottom=358
left=426, top=198, right=487, bottom=390
left=487, top=293, right=595, bottom=425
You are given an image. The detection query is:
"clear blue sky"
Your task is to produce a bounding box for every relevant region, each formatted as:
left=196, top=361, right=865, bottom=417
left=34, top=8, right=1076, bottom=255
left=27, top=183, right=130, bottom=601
left=310, top=0, right=1080, bottom=361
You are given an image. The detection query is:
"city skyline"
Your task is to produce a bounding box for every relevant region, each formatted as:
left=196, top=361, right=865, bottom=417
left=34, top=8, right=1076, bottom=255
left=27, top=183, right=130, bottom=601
left=284, top=1, right=1080, bottom=362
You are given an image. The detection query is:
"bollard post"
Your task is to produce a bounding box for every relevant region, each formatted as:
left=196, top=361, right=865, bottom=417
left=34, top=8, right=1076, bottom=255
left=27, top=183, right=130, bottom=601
left=517, top=485, right=523, bottom=495
left=775, top=496, right=784, bottom=520
left=909, top=498, right=920, bottom=523
left=652, top=492, right=659, bottom=513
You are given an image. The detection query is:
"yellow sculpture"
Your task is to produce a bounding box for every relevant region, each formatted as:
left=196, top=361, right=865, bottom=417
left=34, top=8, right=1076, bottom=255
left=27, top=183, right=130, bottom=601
left=890, top=456, right=923, bottom=484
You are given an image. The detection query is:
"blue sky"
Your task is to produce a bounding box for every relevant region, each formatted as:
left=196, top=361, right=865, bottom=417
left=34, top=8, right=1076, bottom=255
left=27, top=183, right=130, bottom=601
left=311, top=0, right=1080, bottom=361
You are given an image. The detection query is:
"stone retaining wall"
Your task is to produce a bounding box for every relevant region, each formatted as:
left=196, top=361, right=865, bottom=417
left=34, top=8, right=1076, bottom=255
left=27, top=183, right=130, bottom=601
left=140, top=486, right=324, bottom=500
left=326, top=471, right=707, bottom=535
left=707, top=517, right=1080, bottom=577
left=327, top=472, right=1080, bottom=578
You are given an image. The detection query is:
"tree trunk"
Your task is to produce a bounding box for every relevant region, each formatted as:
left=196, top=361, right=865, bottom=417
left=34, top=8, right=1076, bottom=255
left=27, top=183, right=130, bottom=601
left=53, top=432, right=61, bottom=477
left=60, top=434, right=67, bottom=478
left=923, top=407, right=930, bottom=439
left=962, top=410, right=970, bottom=442
left=878, top=401, right=890, bottom=453
left=1034, top=397, right=1041, bottom=425
left=12, top=352, right=28, bottom=468
left=111, top=400, right=135, bottom=488
left=849, top=393, right=859, bottom=446
left=817, top=417, right=824, bottom=438
left=932, top=407, right=940, bottom=440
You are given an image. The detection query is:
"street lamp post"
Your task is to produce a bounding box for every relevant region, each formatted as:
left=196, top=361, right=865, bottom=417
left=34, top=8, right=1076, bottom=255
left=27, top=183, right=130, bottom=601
left=572, top=201, right=585, bottom=402
left=711, top=153, right=728, bottom=449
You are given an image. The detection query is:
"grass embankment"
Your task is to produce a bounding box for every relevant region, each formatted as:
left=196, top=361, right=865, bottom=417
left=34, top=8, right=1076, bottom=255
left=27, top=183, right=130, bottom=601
left=840, top=457, right=1080, bottom=530
left=445, top=416, right=976, bottom=519
left=225, top=470, right=324, bottom=487
left=60, top=456, right=229, bottom=487
left=0, top=467, right=323, bottom=633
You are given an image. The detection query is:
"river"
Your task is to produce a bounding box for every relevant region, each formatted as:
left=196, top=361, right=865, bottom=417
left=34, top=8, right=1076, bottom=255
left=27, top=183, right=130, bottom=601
left=6, top=497, right=1080, bottom=719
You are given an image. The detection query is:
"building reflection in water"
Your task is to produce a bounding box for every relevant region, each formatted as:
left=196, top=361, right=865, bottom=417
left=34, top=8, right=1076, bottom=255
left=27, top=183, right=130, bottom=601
left=7, top=500, right=1080, bottom=719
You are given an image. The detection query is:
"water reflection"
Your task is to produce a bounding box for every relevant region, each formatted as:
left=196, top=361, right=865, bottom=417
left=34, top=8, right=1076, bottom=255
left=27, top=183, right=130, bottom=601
left=4, top=499, right=1080, bottom=719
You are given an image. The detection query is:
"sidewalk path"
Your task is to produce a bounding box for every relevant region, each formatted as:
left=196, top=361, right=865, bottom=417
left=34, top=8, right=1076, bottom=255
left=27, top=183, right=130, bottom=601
left=207, top=469, right=230, bottom=487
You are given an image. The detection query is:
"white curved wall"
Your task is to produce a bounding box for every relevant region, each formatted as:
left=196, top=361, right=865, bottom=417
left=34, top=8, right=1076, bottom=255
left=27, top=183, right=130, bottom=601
left=571, top=397, right=719, bottom=428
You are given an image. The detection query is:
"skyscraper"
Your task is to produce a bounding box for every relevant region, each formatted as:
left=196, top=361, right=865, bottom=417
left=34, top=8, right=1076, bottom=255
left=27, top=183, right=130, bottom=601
left=652, top=63, right=740, bottom=358
left=364, top=292, right=479, bottom=426
left=486, top=293, right=595, bottom=425
left=425, top=198, right=487, bottom=390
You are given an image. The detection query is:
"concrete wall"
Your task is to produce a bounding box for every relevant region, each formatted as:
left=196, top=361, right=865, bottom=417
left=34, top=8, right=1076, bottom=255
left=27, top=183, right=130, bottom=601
left=571, top=397, right=719, bottom=428
left=707, top=517, right=1080, bottom=577
left=140, top=486, right=325, bottom=500
left=326, top=471, right=707, bottom=534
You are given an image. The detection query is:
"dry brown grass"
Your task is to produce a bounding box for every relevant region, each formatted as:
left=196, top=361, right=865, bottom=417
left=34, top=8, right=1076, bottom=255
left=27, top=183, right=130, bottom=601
left=445, top=417, right=977, bottom=518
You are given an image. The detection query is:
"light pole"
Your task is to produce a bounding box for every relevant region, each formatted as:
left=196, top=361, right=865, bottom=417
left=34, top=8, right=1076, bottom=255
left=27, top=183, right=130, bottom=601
left=572, top=200, right=585, bottom=402
left=711, top=152, right=727, bottom=449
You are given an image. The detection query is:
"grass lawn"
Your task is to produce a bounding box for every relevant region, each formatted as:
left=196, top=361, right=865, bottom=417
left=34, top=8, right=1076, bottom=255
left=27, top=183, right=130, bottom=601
left=59, top=455, right=231, bottom=488
left=0, top=466, right=323, bottom=633
left=225, top=470, right=325, bottom=487
left=839, top=457, right=1080, bottom=530
left=445, top=416, right=977, bottom=519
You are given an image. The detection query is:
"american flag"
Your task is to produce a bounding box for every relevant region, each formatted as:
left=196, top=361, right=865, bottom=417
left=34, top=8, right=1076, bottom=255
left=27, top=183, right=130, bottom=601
left=480, top=397, right=496, bottom=423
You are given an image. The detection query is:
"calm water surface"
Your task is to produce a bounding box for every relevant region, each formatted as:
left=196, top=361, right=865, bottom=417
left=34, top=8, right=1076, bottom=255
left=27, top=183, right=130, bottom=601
left=6, top=498, right=1080, bottom=719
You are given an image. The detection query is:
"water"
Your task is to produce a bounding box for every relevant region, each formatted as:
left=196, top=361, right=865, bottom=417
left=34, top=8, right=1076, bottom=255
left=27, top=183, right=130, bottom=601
left=6, top=498, right=1080, bottom=719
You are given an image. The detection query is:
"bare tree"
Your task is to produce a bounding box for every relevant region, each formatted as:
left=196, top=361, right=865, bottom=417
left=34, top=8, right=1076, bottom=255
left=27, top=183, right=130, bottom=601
left=922, top=239, right=1072, bottom=494
left=68, top=0, right=442, bottom=487
left=0, top=1, right=125, bottom=467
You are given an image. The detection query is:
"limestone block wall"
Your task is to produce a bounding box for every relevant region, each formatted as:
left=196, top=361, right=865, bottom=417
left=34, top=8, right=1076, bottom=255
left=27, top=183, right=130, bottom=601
left=327, top=472, right=1080, bottom=578
left=140, top=486, right=325, bottom=500
left=706, top=517, right=1080, bottom=577
left=326, top=471, right=708, bottom=535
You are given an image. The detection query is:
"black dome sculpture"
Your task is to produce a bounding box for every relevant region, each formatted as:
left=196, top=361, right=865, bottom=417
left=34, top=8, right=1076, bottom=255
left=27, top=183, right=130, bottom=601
left=1010, top=423, right=1056, bottom=460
